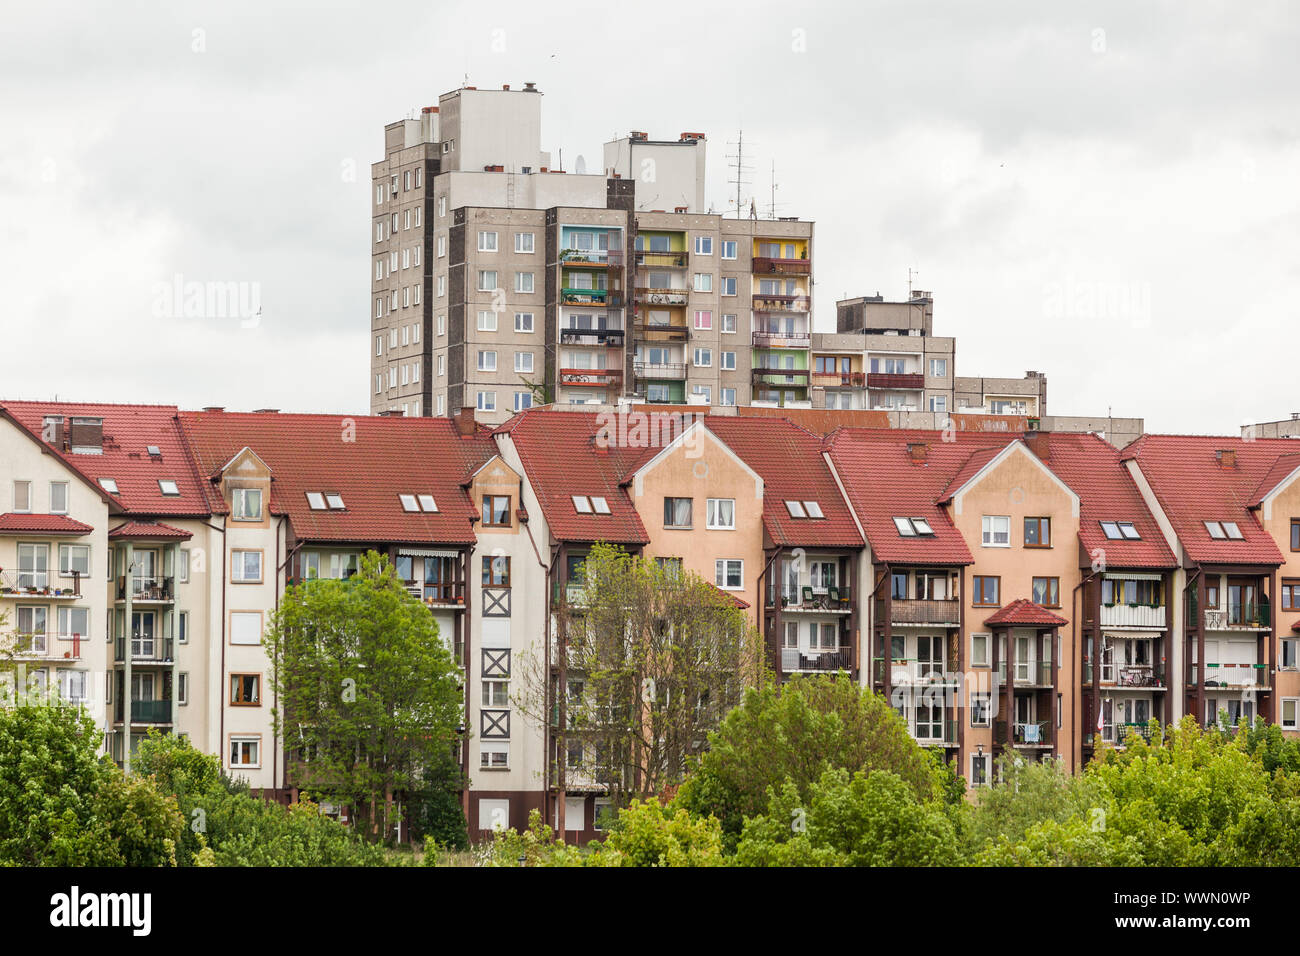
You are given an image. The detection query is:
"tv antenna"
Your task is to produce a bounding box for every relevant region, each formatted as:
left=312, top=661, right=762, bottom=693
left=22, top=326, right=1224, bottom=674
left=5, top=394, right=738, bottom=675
left=765, top=161, right=785, bottom=219
left=726, top=131, right=753, bottom=219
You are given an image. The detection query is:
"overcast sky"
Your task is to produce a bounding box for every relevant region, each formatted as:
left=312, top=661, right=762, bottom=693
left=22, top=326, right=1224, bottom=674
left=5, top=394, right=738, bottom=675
left=2, top=0, right=1297, bottom=434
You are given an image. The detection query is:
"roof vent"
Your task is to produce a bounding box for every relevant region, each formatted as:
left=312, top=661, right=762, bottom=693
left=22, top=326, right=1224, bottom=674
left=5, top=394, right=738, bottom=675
left=252, top=408, right=280, bottom=414
left=202, top=406, right=224, bottom=413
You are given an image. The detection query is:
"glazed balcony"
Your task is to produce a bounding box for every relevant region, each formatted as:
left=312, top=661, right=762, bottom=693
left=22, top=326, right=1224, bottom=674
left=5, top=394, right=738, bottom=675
left=562, top=289, right=622, bottom=307
left=115, top=699, right=173, bottom=724
left=559, top=368, right=622, bottom=388
left=752, top=368, right=810, bottom=387
left=866, top=372, right=925, bottom=390
left=633, top=362, right=687, bottom=381
left=752, top=331, right=811, bottom=349
left=634, top=250, right=689, bottom=269
left=752, top=256, right=811, bottom=276
left=811, top=371, right=866, bottom=388
left=751, top=293, right=811, bottom=313
left=559, top=327, right=625, bottom=347
left=634, top=288, right=689, bottom=307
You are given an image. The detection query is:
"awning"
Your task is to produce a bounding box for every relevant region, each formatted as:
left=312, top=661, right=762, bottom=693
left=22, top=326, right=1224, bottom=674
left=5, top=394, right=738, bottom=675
left=397, top=548, right=461, bottom=559
left=1105, top=572, right=1163, bottom=581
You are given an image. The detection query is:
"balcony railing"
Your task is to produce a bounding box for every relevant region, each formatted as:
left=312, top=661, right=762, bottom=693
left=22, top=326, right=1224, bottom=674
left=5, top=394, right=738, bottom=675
left=634, top=362, right=687, bottom=380
left=634, top=288, right=689, bottom=306
left=116, top=576, right=174, bottom=602
left=633, top=321, right=690, bottom=341
left=997, top=659, right=1054, bottom=686
left=752, top=293, right=811, bottom=313
left=752, top=368, right=810, bottom=386
left=1083, top=662, right=1167, bottom=687
left=866, top=372, right=925, bottom=390
left=781, top=647, right=853, bottom=673
left=776, top=587, right=852, bottom=611
left=634, top=250, right=688, bottom=268
left=810, top=371, right=866, bottom=388
left=119, top=700, right=173, bottom=723
left=1099, top=603, right=1167, bottom=628
left=559, top=368, right=622, bottom=387
left=880, top=597, right=961, bottom=626
left=914, top=719, right=959, bottom=747
left=752, top=256, right=811, bottom=276
left=870, top=658, right=957, bottom=686
left=561, top=250, right=624, bottom=268
left=0, top=569, right=82, bottom=599
left=559, top=328, right=624, bottom=346
left=752, top=331, right=811, bottom=349
left=995, top=720, right=1053, bottom=746
left=114, top=637, right=175, bottom=664
left=1191, top=662, right=1271, bottom=689
left=562, top=289, right=622, bottom=307
left=1204, top=604, right=1270, bottom=630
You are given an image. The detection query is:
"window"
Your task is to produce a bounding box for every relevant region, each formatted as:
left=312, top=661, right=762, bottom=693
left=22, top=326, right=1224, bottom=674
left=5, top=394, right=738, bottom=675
left=399, top=494, right=419, bottom=512
left=715, top=559, right=743, bottom=589
left=178, top=672, right=189, bottom=705
left=230, top=612, right=262, bottom=645
left=1283, top=638, right=1298, bottom=670
left=478, top=310, right=497, bottom=331
left=893, top=517, right=934, bottom=537
left=515, top=232, right=535, bottom=253
left=479, top=746, right=509, bottom=772
left=482, top=495, right=511, bottom=527
left=693, top=236, right=713, bottom=255
left=477, top=271, right=497, bottom=292
left=970, top=692, right=991, bottom=728
left=178, top=611, right=189, bottom=644
left=515, top=272, right=534, bottom=293
left=930, top=358, right=948, bottom=378
left=1024, top=516, right=1051, bottom=548
left=721, top=313, right=737, bottom=333
left=721, top=351, right=737, bottom=370
left=515, top=351, right=534, bottom=373
left=58, top=544, right=90, bottom=577
left=57, top=606, right=89, bottom=641
left=17, top=543, right=48, bottom=588
left=1282, top=580, right=1300, bottom=611
left=482, top=680, right=509, bottom=707
left=720, top=277, right=736, bottom=296
left=482, top=555, right=511, bottom=587
left=971, top=632, right=990, bottom=667
left=158, top=480, right=180, bottom=496
left=48, top=481, right=68, bottom=514
left=785, top=500, right=806, bottom=518
left=970, top=752, right=991, bottom=787
left=693, top=348, right=712, bottom=367
left=476, top=391, right=496, bottom=412
left=232, top=487, right=262, bottom=521
left=478, top=231, right=498, bottom=252
left=325, top=493, right=345, bottom=510
left=306, top=492, right=327, bottom=510
left=1204, top=520, right=1243, bottom=540
left=693, top=273, right=712, bottom=292
left=707, top=498, right=735, bottom=529
left=515, top=312, right=534, bottom=332
left=981, top=515, right=1010, bottom=547
left=721, top=240, right=737, bottom=259
left=1032, top=576, right=1061, bottom=607
left=58, top=670, right=87, bottom=705
left=572, top=495, right=593, bottom=514
left=231, top=550, right=262, bottom=583
left=973, top=576, right=1000, bottom=606
left=417, top=494, right=437, bottom=512
left=229, top=737, right=260, bottom=768
left=478, top=350, right=497, bottom=372
left=1283, top=699, right=1300, bottom=731
left=1205, top=582, right=1220, bottom=608
left=230, top=673, right=261, bottom=706
left=514, top=392, right=533, bottom=412
left=693, top=310, right=712, bottom=330
left=1222, top=521, right=1244, bottom=540
left=98, top=478, right=118, bottom=495
left=664, top=497, right=692, bottom=528
left=721, top=388, right=737, bottom=406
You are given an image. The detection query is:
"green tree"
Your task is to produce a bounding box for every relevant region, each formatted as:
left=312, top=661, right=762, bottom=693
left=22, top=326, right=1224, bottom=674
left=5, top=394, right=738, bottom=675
left=264, top=551, right=463, bottom=843
left=0, top=703, right=182, bottom=866
left=675, top=674, right=947, bottom=850
left=734, top=768, right=960, bottom=867
left=408, top=746, right=470, bottom=851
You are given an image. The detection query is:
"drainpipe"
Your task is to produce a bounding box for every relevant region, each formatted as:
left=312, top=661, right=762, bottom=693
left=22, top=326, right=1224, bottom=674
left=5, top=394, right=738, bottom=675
left=123, top=542, right=134, bottom=774
left=272, top=515, right=287, bottom=800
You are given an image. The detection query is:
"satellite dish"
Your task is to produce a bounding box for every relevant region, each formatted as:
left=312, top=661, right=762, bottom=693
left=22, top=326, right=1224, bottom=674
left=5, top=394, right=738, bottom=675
left=575, top=154, right=587, bottom=174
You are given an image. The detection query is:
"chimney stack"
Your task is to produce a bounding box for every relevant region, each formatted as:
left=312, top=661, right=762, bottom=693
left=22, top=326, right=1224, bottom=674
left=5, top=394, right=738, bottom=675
left=1024, top=430, right=1051, bottom=462
left=1216, top=448, right=1237, bottom=469
left=454, top=405, right=478, bottom=437
left=908, top=441, right=929, bottom=463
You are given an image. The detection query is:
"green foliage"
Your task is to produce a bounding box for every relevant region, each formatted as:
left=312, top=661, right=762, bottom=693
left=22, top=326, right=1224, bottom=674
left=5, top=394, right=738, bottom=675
left=264, top=551, right=463, bottom=841
left=674, top=674, right=943, bottom=850
left=734, top=769, right=960, bottom=867
left=483, top=809, right=584, bottom=867
left=408, top=747, right=470, bottom=851
left=584, top=799, right=725, bottom=867
left=0, top=704, right=181, bottom=866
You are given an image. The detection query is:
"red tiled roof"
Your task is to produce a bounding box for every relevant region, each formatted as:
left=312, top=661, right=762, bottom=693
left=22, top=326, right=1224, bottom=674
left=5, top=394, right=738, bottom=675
left=825, top=428, right=1017, bottom=564
left=984, top=598, right=1069, bottom=627
left=1249, top=452, right=1300, bottom=508
left=1123, top=435, right=1290, bottom=566
left=0, top=513, right=94, bottom=536
left=1035, top=433, right=1176, bottom=569
left=108, top=521, right=193, bottom=541
left=707, top=582, right=751, bottom=609
left=1, top=402, right=209, bottom=517
left=496, top=409, right=653, bottom=544
left=703, top=417, right=863, bottom=549
left=179, top=411, right=496, bottom=545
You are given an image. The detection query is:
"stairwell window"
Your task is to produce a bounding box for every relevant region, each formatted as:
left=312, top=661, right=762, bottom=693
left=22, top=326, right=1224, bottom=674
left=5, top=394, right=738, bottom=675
left=49, top=482, right=68, bottom=514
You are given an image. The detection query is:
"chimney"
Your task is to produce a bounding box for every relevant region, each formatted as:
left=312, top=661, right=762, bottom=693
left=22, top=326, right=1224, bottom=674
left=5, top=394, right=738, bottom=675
left=1217, top=448, right=1237, bottom=469
left=376, top=409, right=405, bottom=417
left=502, top=84, right=510, bottom=90
left=252, top=408, right=280, bottom=414
left=674, top=205, right=688, bottom=214
left=68, top=416, right=104, bottom=452
left=1024, top=430, right=1051, bottom=462
left=454, top=405, right=478, bottom=437
left=907, top=441, right=929, bottom=463
left=523, top=82, right=537, bottom=92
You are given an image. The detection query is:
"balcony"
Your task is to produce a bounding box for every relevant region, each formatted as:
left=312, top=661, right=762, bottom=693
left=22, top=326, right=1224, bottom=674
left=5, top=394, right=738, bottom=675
left=866, top=372, right=925, bottom=390
left=0, top=570, right=82, bottom=599
left=116, top=576, right=175, bottom=603
left=634, top=362, right=687, bottom=381
left=118, top=700, right=173, bottom=724
left=560, top=250, right=624, bottom=268
left=401, top=583, right=466, bottom=609
left=752, top=256, right=811, bottom=276
left=1204, top=603, right=1270, bottom=630
left=752, top=293, right=811, bottom=313
left=1099, top=603, right=1167, bottom=628
left=781, top=647, right=853, bottom=674
left=562, top=289, right=622, bottom=307
left=997, top=659, right=1055, bottom=687
left=559, top=368, right=622, bottom=388
left=114, top=637, right=175, bottom=665
left=869, top=658, right=958, bottom=687
left=776, top=588, right=852, bottom=613
left=559, top=327, right=625, bottom=347
left=881, top=597, right=961, bottom=627
left=634, top=250, right=688, bottom=269
left=752, top=368, right=810, bottom=387
left=634, top=322, right=690, bottom=342
left=811, top=371, right=866, bottom=389
left=1192, top=662, right=1270, bottom=689
left=1083, top=662, right=1167, bottom=688
left=634, top=288, right=689, bottom=307
left=995, top=720, right=1053, bottom=747
left=752, top=331, right=811, bottom=349
left=914, top=720, right=959, bottom=748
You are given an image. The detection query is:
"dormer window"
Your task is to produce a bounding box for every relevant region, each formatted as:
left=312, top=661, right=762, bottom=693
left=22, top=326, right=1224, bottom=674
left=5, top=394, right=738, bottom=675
left=306, top=492, right=327, bottom=510
left=158, top=480, right=180, bottom=496
left=232, top=488, right=262, bottom=521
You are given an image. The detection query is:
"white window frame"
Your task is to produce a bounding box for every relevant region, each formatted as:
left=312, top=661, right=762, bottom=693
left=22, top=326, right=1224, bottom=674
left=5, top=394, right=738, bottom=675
left=515, top=312, right=534, bottom=333
left=715, top=559, right=744, bottom=590
left=982, top=515, right=1011, bottom=548
left=478, top=310, right=498, bottom=331
left=706, top=498, right=736, bottom=530
left=515, top=232, right=535, bottom=253
left=478, top=231, right=498, bottom=252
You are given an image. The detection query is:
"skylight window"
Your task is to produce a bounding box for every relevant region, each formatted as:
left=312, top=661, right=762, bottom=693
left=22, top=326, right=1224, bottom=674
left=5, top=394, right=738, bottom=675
left=911, top=517, right=933, bottom=535
left=1222, top=521, right=1244, bottom=540
left=325, top=493, right=345, bottom=510
left=306, top=492, right=327, bottom=510
left=894, top=517, right=935, bottom=537
left=99, top=478, right=119, bottom=494
left=591, top=497, right=610, bottom=514
left=573, top=496, right=593, bottom=514
left=399, top=494, right=419, bottom=512
left=158, top=480, right=180, bottom=496
left=146, top=445, right=161, bottom=457
left=1102, top=520, right=1141, bottom=540
left=417, top=494, right=438, bottom=512
left=785, top=501, right=806, bottom=518
left=802, top=501, right=824, bottom=519
left=1204, top=521, right=1226, bottom=540
left=1100, top=521, right=1122, bottom=539
left=1118, top=522, right=1141, bottom=540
